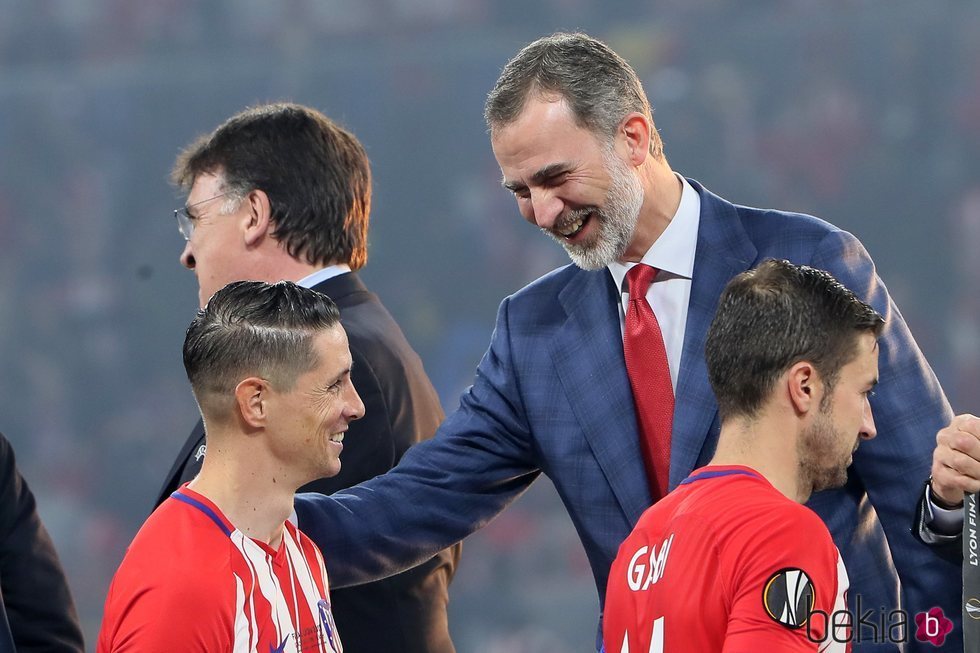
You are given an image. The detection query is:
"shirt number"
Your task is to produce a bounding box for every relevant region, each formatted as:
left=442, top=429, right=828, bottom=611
left=616, top=616, right=664, bottom=653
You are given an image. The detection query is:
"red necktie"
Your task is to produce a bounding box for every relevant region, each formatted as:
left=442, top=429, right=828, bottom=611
left=623, top=264, right=674, bottom=501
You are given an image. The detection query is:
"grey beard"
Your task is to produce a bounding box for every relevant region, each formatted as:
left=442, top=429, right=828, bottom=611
left=551, top=156, right=643, bottom=271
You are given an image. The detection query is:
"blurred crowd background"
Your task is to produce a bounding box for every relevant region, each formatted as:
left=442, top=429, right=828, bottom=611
left=2, top=1, right=979, bottom=650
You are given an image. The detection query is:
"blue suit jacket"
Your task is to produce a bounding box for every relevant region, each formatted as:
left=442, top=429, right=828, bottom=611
left=297, top=180, right=959, bottom=652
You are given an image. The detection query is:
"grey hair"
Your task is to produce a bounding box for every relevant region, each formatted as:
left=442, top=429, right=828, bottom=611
left=485, top=32, right=663, bottom=157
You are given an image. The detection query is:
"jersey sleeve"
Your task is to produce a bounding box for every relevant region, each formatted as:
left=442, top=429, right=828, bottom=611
left=722, top=505, right=849, bottom=653
left=97, top=554, right=233, bottom=653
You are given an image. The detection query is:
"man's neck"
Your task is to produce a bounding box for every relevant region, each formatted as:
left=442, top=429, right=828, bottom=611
left=620, top=161, right=683, bottom=262
left=709, top=416, right=808, bottom=503
left=186, top=439, right=298, bottom=549
left=247, top=246, right=333, bottom=287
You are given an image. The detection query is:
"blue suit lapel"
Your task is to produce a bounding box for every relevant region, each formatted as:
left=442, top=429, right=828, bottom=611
left=670, top=179, right=757, bottom=485
left=552, top=268, right=653, bottom=523
left=547, top=180, right=758, bottom=522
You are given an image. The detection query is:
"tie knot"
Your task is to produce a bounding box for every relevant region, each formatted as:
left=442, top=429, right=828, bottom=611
left=626, top=264, right=658, bottom=298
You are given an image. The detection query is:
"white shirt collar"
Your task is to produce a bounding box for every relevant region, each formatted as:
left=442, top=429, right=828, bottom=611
left=296, top=264, right=352, bottom=289
left=608, top=175, right=700, bottom=292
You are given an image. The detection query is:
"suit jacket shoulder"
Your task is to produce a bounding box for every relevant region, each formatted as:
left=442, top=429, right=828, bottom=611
left=0, top=432, right=84, bottom=652
left=299, top=273, right=444, bottom=494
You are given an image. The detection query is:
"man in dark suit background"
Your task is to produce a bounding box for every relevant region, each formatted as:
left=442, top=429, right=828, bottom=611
left=294, top=33, right=973, bottom=652
left=0, top=431, right=84, bottom=652
left=157, top=102, right=459, bottom=653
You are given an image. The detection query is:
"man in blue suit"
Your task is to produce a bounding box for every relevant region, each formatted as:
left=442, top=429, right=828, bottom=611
left=297, top=32, right=966, bottom=651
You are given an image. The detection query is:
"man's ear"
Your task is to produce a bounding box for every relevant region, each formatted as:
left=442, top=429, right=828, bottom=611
left=787, top=361, right=822, bottom=415
left=234, top=377, right=270, bottom=429
left=241, top=189, right=273, bottom=248
left=620, top=112, right=652, bottom=167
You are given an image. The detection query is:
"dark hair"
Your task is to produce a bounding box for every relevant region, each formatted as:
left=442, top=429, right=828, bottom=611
left=172, top=103, right=371, bottom=269
left=485, top=32, right=663, bottom=158
left=183, top=280, right=341, bottom=406
left=705, top=259, right=885, bottom=420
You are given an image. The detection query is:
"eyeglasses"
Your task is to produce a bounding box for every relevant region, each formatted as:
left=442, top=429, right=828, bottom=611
left=173, top=190, right=239, bottom=240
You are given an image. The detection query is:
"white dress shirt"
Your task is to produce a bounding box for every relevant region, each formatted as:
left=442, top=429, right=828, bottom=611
left=607, top=175, right=701, bottom=391
left=296, top=264, right=351, bottom=289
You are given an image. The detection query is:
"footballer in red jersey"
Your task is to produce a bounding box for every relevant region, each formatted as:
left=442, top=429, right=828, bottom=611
left=605, top=260, right=883, bottom=653
left=604, top=466, right=850, bottom=652
left=97, top=282, right=364, bottom=652
left=98, top=487, right=342, bottom=652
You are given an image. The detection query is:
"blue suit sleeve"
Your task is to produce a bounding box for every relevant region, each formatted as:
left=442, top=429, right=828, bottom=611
left=811, top=229, right=960, bottom=649
left=295, top=296, right=540, bottom=587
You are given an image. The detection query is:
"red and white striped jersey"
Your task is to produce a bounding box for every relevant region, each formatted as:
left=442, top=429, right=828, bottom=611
left=98, top=487, right=342, bottom=653
left=603, top=465, right=850, bottom=653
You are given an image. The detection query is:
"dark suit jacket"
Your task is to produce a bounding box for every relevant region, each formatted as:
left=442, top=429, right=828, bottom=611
left=0, top=432, right=84, bottom=652
left=156, top=272, right=459, bottom=653
left=296, top=181, right=960, bottom=653
left=0, top=593, right=15, bottom=653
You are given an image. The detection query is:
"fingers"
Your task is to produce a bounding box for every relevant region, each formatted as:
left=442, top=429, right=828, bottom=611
left=932, top=462, right=980, bottom=495
left=952, top=413, right=980, bottom=442
left=931, top=414, right=980, bottom=505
